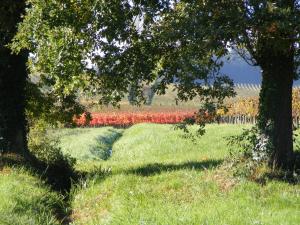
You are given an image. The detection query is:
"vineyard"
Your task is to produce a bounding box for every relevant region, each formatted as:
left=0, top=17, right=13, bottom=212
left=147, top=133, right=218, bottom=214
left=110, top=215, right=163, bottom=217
left=76, top=111, right=195, bottom=127
left=225, top=89, right=300, bottom=117
left=76, top=88, right=300, bottom=127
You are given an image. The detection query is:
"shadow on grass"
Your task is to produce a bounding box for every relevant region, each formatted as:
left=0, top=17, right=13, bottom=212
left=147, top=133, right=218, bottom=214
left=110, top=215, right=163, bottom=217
left=125, top=159, right=223, bottom=176
left=89, top=128, right=123, bottom=160
left=0, top=129, right=123, bottom=224
left=0, top=152, right=77, bottom=192
left=0, top=189, right=65, bottom=225
left=0, top=153, right=26, bottom=169
left=0, top=153, right=73, bottom=224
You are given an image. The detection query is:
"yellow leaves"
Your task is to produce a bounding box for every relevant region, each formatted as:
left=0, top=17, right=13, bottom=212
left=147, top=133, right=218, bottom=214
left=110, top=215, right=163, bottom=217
left=226, top=97, right=259, bottom=117
left=216, top=108, right=225, bottom=116
left=292, top=89, right=300, bottom=117
left=224, top=89, right=300, bottom=117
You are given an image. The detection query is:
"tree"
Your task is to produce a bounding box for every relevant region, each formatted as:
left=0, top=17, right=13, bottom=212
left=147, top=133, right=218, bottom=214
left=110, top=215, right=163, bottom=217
left=14, top=0, right=300, bottom=170
left=0, top=1, right=28, bottom=156
left=0, top=0, right=86, bottom=159
left=160, top=0, right=298, bottom=170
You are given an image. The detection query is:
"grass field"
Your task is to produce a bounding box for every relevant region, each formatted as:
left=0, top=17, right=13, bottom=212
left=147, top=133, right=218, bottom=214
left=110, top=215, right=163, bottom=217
left=55, top=124, right=299, bottom=225
left=1, top=124, right=299, bottom=225
left=0, top=165, right=64, bottom=225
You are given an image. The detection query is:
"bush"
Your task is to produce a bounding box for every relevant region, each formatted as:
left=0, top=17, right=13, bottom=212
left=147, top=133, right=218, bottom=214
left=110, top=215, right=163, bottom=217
left=28, top=120, right=75, bottom=167
left=28, top=120, right=76, bottom=191
left=227, top=125, right=300, bottom=183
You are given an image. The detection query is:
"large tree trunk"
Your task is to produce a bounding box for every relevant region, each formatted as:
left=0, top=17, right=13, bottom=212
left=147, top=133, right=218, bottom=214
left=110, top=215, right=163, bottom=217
left=0, top=1, right=29, bottom=157
left=258, top=53, right=294, bottom=170
left=0, top=50, right=28, bottom=156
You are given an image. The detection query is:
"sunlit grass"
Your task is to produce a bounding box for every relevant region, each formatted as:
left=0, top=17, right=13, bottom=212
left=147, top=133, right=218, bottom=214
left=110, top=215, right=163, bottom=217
left=55, top=127, right=123, bottom=161
left=60, top=124, right=300, bottom=225
left=0, top=166, right=63, bottom=225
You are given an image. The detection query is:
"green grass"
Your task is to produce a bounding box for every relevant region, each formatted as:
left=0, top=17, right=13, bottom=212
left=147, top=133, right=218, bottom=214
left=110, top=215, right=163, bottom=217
left=102, top=124, right=245, bottom=172
left=1, top=124, right=298, bottom=225
left=53, top=124, right=300, bottom=225
left=0, top=166, right=64, bottom=225
left=55, top=128, right=123, bottom=161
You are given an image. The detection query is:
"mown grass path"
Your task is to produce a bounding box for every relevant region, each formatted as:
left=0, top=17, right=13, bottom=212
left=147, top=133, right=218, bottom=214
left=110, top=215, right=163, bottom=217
left=56, top=124, right=300, bottom=225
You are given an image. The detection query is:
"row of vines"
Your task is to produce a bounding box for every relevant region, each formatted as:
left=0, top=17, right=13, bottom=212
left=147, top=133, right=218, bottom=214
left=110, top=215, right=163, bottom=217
left=75, top=90, right=300, bottom=127
left=75, top=111, right=195, bottom=127
left=223, top=89, right=300, bottom=117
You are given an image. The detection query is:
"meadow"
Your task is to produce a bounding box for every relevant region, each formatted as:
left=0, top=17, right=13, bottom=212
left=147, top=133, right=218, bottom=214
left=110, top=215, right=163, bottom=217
left=3, top=2, right=300, bottom=224
left=2, top=124, right=298, bottom=224
left=63, top=124, right=300, bottom=225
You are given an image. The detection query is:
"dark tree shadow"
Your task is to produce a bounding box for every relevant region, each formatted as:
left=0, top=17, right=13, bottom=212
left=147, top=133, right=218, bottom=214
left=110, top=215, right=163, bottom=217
left=0, top=192, right=67, bottom=225
left=264, top=149, right=300, bottom=184
left=0, top=152, right=75, bottom=223
left=294, top=150, right=300, bottom=169
left=125, top=159, right=223, bottom=177
left=0, top=153, right=26, bottom=169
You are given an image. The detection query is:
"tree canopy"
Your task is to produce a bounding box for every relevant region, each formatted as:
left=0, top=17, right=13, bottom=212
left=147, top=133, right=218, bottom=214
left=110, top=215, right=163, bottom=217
left=12, top=0, right=300, bottom=169
left=13, top=0, right=236, bottom=106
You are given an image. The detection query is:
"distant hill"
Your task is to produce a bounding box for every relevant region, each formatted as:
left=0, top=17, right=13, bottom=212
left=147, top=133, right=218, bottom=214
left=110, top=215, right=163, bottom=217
left=221, top=55, right=300, bottom=85
left=221, top=57, right=261, bottom=84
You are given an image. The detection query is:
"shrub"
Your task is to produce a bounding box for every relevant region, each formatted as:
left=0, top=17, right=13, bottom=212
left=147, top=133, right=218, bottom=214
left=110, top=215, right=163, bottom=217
left=28, top=120, right=75, bottom=166
left=225, top=89, right=300, bottom=117
left=75, top=111, right=195, bottom=127
left=227, top=124, right=300, bottom=183
left=28, top=120, right=76, bottom=191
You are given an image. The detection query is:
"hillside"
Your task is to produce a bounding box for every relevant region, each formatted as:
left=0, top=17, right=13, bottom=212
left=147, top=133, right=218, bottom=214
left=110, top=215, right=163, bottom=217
left=82, top=85, right=261, bottom=113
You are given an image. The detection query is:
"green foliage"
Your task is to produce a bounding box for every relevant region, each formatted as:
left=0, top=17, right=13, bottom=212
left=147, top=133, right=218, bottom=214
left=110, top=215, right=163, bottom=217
left=12, top=0, right=235, bottom=108
left=226, top=125, right=273, bottom=181
left=11, top=0, right=300, bottom=169
left=26, top=80, right=86, bottom=127
left=175, top=101, right=228, bottom=139
left=28, top=120, right=76, bottom=169
left=227, top=126, right=260, bottom=158
left=27, top=119, right=78, bottom=192
left=226, top=130, right=271, bottom=181
left=227, top=125, right=300, bottom=182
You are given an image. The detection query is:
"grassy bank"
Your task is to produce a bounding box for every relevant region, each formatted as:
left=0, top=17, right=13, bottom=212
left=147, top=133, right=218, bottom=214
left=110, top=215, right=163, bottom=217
left=56, top=128, right=123, bottom=161
left=0, top=165, right=64, bottom=225
left=54, top=124, right=300, bottom=225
